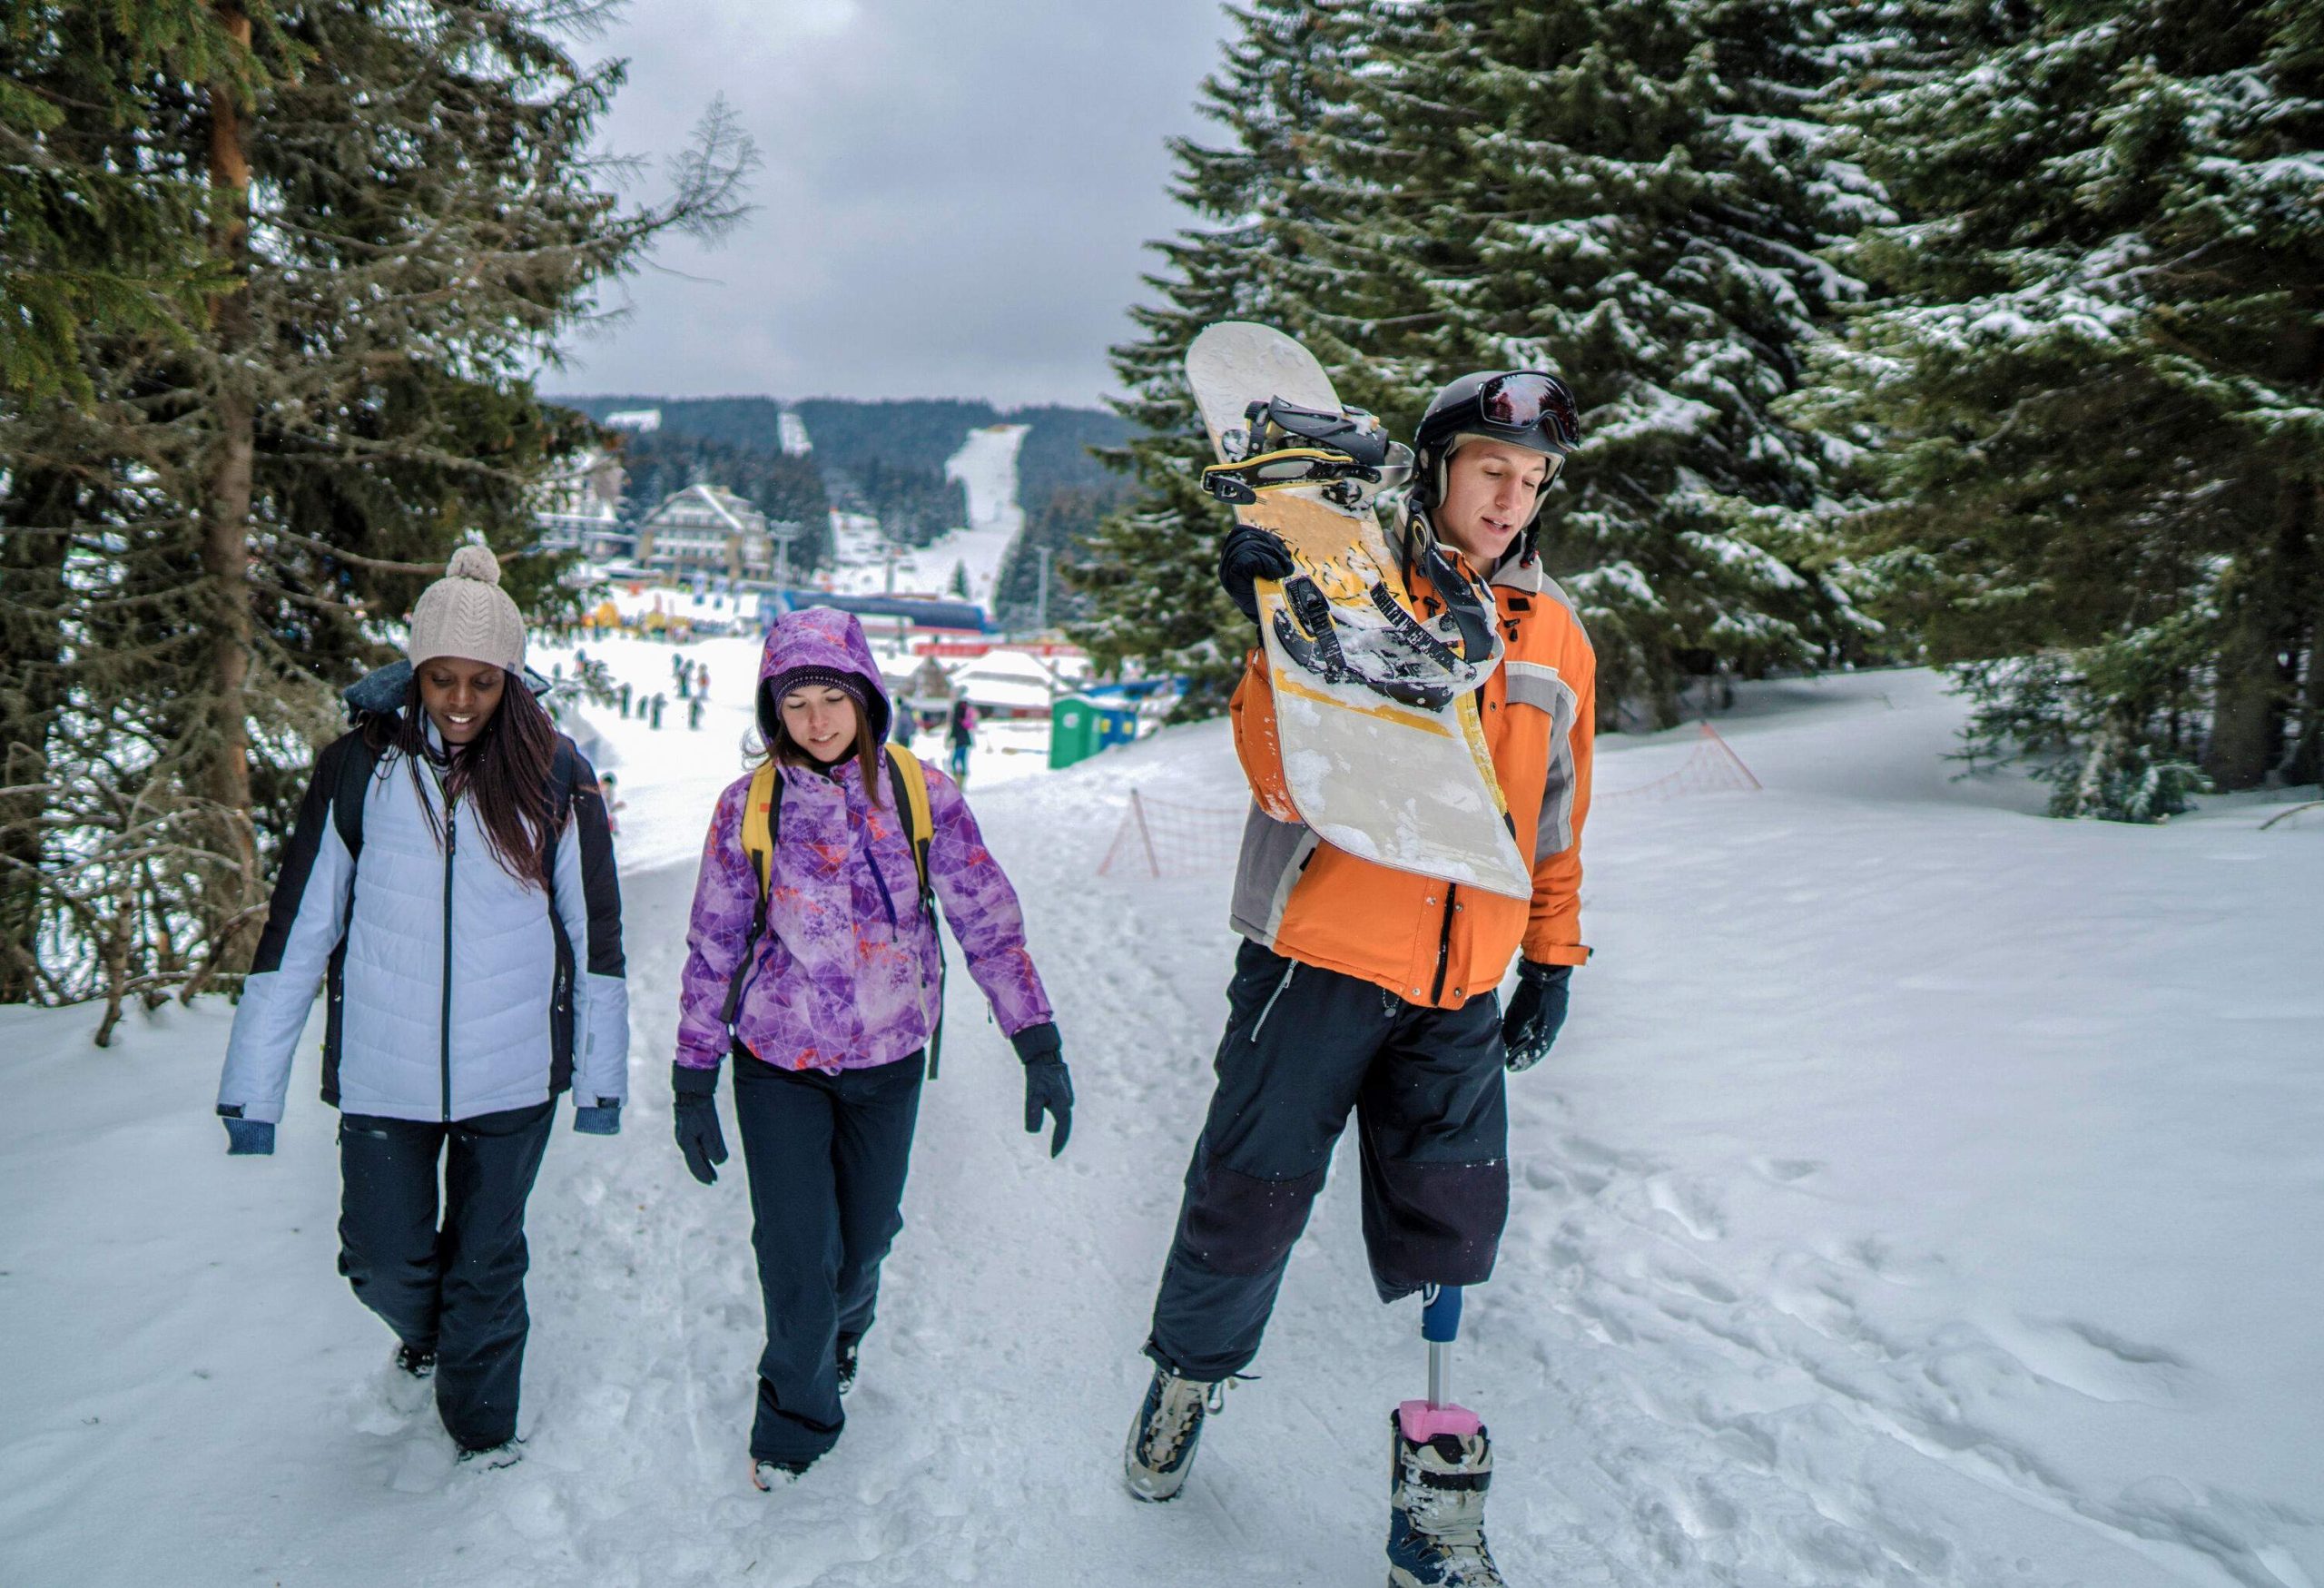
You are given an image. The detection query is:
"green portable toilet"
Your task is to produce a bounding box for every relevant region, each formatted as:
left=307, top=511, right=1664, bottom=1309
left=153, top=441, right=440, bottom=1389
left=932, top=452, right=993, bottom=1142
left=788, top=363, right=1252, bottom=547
left=1050, top=695, right=1098, bottom=769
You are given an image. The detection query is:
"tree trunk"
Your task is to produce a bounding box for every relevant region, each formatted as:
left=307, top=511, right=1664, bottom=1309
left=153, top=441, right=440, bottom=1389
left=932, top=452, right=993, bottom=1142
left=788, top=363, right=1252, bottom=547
left=2282, top=478, right=2324, bottom=788
left=2207, top=476, right=2307, bottom=790
left=0, top=472, right=74, bottom=1001
left=198, top=3, right=262, bottom=970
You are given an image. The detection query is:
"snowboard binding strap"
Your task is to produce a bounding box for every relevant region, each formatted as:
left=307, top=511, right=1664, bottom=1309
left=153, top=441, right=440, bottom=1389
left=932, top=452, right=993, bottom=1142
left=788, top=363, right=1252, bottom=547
left=1241, top=396, right=1394, bottom=468
left=1202, top=448, right=1386, bottom=508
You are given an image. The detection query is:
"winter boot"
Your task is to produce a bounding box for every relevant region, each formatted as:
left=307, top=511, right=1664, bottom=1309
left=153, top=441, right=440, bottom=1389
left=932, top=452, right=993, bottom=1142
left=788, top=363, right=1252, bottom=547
left=751, top=1456, right=812, bottom=1491
left=835, top=1337, right=861, bottom=1398
left=1122, top=1364, right=1231, bottom=1503
left=1385, top=1406, right=1502, bottom=1587
left=395, top=1343, right=437, bottom=1380
left=456, top=1436, right=524, bottom=1472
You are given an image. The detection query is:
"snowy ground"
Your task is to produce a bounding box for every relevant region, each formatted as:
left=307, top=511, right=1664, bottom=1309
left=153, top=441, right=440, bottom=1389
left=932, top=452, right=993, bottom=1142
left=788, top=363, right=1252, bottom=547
left=5, top=667, right=2321, bottom=1587
left=824, top=424, right=1029, bottom=607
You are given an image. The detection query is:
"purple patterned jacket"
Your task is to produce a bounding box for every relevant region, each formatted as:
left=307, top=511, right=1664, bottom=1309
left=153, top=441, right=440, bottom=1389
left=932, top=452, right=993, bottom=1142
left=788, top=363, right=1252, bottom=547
left=675, top=607, right=1053, bottom=1075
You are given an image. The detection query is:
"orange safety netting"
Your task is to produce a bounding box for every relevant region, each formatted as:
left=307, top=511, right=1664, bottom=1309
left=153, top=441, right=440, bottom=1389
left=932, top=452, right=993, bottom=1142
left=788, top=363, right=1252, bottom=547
left=1098, top=790, right=1246, bottom=879
left=1599, top=721, right=1762, bottom=800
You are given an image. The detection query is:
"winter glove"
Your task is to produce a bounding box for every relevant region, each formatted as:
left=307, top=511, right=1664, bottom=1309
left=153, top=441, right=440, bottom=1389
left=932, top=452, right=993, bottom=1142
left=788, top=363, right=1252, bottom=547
left=1010, top=1022, right=1074, bottom=1158
left=1218, top=524, right=1297, bottom=625
left=671, top=1062, right=729, bottom=1186
left=573, top=1100, right=622, bottom=1136
left=1500, top=960, right=1571, bottom=1073
left=221, top=1114, right=275, bottom=1156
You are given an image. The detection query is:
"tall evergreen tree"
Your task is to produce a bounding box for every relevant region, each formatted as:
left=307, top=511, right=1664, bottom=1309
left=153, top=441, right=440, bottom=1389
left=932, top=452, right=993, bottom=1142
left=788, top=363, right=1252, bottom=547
left=1, top=2, right=751, bottom=1031
left=1076, top=0, right=1359, bottom=713
left=1812, top=0, right=2324, bottom=816
left=1085, top=0, right=1881, bottom=725
left=1322, top=0, right=1884, bottom=725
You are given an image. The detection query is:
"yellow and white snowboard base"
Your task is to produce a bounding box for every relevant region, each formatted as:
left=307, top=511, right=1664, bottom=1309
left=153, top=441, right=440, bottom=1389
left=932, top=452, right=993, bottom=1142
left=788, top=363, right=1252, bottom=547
left=1187, top=321, right=1532, bottom=899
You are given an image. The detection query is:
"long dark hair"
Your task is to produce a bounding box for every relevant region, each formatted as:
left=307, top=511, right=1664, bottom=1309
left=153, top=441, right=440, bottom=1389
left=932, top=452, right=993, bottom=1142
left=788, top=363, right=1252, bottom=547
left=758, top=683, right=887, bottom=806
left=359, top=670, right=564, bottom=890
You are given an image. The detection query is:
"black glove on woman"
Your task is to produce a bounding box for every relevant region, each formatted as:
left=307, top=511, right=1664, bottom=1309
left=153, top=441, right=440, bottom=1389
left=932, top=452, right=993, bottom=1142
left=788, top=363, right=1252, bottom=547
left=672, top=1061, right=730, bottom=1185
left=1500, top=961, right=1571, bottom=1072
left=1009, top=1022, right=1074, bottom=1158
left=1218, top=524, right=1297, bottom=624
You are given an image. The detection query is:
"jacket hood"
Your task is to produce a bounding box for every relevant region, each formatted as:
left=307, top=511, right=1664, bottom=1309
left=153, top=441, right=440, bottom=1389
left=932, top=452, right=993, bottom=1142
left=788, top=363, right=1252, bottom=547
left=757, top=606, right=892, bottom=745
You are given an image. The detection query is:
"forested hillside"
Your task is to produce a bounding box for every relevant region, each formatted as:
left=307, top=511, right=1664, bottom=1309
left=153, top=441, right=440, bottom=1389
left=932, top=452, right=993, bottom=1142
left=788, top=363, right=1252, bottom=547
left=557, top=395, right=1133, bottom=569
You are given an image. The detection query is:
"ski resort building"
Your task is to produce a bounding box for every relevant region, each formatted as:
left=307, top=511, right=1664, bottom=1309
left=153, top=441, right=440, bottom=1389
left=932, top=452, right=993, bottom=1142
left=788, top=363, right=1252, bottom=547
left=532, top=449, right=631, bottom=561
left=635, top=484, right=773, bottom=582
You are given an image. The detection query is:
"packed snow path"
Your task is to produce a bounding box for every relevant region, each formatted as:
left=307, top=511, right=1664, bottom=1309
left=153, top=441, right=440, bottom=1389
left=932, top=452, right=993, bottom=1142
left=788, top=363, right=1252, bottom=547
left=4, top=669, right=2320, bottom=1586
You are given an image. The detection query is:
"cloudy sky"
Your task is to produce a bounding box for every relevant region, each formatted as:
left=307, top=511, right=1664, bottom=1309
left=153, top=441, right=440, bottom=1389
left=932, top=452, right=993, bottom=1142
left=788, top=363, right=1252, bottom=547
left=544, top=0, right=1236, bottom=410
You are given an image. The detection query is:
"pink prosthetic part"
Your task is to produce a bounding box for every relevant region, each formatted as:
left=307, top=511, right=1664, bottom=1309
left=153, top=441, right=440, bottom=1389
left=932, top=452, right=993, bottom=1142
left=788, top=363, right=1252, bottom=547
left=1398, top=1399, right=1482, bottom=1442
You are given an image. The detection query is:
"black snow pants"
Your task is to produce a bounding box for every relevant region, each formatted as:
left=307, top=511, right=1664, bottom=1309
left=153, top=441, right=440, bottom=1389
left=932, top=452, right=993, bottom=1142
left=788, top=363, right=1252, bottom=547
left=734, top=1047, right=926, bottom=1466
left=336, top=1100, right=556, bottom=1450
left=1146, top=939, right=1509, bottom=1383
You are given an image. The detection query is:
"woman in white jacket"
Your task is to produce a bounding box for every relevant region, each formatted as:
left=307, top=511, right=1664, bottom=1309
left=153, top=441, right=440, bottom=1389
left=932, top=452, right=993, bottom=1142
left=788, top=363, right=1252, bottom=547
left=215, top=547, right=627, bottom=1465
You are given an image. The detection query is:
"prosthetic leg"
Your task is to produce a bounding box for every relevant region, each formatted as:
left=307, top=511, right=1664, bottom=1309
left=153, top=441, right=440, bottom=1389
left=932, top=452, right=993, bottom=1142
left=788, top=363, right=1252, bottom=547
left=1386, top=1286, right=1504, bottom=1587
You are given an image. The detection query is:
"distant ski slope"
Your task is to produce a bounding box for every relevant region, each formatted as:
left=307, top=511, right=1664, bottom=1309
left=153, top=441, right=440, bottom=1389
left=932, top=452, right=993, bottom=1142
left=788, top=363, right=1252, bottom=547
left=823, top=423, right=1029, bottom=607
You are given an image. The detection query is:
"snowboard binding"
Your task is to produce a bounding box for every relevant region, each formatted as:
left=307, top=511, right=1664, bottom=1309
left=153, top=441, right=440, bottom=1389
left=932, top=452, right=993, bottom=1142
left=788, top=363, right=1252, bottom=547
left=1206, top=397, right=1415, bottom=508
left=1270, top=573, right=1481, bottom=712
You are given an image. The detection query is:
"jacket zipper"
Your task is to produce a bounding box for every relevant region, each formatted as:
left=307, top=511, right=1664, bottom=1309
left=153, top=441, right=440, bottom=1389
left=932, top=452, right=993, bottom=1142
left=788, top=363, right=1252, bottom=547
left=1428, top=885, right=1457, bottom=1005
left=440, top=791, right=457, bottom=1123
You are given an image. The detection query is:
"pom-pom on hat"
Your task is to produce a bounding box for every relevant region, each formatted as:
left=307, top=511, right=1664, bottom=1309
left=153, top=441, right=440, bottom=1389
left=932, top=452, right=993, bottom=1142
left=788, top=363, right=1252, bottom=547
left=408, top=542, right=527, bottom=674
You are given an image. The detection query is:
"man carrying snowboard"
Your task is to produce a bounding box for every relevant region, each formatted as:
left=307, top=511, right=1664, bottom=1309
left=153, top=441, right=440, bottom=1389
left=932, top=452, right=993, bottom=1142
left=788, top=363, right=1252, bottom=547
left=1125, top=370, right=1595, bottom=1588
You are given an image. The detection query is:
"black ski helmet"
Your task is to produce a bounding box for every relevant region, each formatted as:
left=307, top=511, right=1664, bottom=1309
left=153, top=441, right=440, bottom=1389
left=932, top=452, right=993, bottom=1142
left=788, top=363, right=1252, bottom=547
left=1410, top=370, right=1582, bottom=516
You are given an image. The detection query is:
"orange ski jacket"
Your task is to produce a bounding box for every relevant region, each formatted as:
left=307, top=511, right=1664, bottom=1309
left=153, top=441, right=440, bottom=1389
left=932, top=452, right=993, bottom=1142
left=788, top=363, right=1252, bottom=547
left=1227, top=548, right=1594, bottom=1010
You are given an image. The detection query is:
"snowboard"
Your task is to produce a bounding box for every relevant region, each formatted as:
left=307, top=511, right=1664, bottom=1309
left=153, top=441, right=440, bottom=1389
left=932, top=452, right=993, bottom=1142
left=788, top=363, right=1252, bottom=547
left=1186, top=321, right=1532, bottom=899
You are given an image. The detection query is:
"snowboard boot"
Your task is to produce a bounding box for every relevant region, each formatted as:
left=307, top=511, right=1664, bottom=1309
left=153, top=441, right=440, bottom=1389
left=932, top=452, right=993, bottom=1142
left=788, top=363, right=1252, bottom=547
left=1385, top=1406, right=1502, bottom=1587
left=1122, top=1364, right=1231, bottom=1503
left=835, top=1337, right=861, bottom=1398
left=395, top=1342, right=437, bottom=1380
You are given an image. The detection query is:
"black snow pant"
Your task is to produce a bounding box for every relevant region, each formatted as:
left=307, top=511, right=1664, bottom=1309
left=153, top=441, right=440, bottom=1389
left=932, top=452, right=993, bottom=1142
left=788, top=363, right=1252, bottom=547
left=336, top=1100, right=556, bottom=1450
left=1146, top=940, right=1509, bottom=1383
left=734, top=1047, right=926, bottom=1466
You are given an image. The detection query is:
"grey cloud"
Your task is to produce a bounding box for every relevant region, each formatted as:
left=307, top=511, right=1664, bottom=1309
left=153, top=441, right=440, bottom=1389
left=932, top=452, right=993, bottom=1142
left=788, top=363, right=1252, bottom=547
left=550, top=0, right=1231, bottom=408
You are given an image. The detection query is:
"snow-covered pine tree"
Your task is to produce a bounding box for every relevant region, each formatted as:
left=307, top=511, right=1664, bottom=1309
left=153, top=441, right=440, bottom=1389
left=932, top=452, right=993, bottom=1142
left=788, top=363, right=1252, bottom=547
left=0, top=5, right=234, bottom=1003
left=0, top=3, right=752, bottom=1035
left=1813, top=0, right=2324, bottom=815
left=1334, top=0, right=1885, bottom=725
left=1076, top=0, right=1362, bottom=713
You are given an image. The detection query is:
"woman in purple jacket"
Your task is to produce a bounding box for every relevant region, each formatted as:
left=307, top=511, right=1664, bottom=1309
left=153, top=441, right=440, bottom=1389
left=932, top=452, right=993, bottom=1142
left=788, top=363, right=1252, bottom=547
left=671, top=607, right=1073, bottom=1488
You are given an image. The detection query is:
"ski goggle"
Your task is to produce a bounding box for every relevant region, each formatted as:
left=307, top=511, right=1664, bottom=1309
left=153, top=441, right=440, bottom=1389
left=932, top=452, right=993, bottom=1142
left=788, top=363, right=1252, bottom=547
left=1474, top=371, right=1581, bottom=451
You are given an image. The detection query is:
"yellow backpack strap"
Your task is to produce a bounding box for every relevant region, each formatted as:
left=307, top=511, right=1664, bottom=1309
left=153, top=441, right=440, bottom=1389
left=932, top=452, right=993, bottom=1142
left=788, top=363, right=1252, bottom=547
left=883, top=745, right=943, bottom=1076
left=740, top=761, right=778, bottom=888
left=719, top=763, right=782, bottom=1037
left=884, top=745, right=934, bottom=893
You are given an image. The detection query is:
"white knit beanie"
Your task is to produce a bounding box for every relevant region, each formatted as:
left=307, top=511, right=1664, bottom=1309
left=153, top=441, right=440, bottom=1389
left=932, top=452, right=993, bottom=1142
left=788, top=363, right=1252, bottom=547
left=407, top=543, right=527, bottom=673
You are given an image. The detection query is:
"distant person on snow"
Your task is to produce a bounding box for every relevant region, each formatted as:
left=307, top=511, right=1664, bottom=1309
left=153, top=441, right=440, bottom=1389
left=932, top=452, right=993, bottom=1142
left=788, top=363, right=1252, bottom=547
left=669, top=607, right=1072, bottom=1491
left=1122, top=371, right=1595, bottom=1588
left=214, top=546, right=627, bottom=1470
left=946, top=694, right=977, bottom=783
left=599, top=771, right=624, bottom=837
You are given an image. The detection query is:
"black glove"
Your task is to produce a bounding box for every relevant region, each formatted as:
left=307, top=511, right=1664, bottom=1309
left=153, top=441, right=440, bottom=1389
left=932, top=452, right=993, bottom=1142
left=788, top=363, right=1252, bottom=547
left=1500, top=961, right=1571, bottom=1072
left=1010, top=1022, right=1074, bottom=1158
left=1218, top=524, right=1296, bottom=624
left=672, top=1061, right=729, bottom=1185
